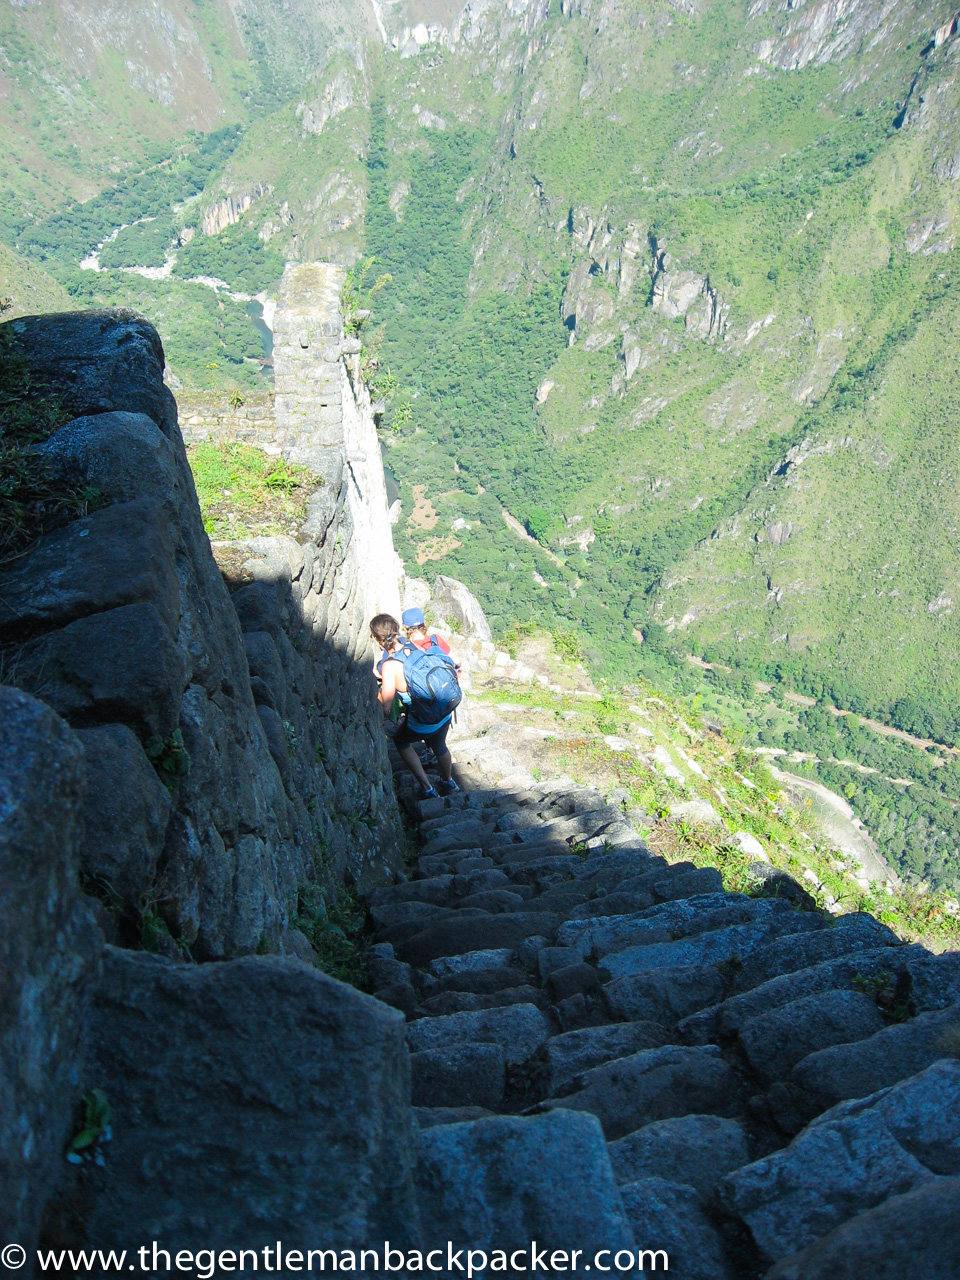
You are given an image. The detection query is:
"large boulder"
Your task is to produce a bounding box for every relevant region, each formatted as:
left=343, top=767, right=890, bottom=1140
left=719, top=1059, right=960, bottom=1264
left=430, top=575, right=493, bottom=642
left=417, top=1112, right=637, bottom=1268
left=63, top=949, right=419, bottom=1251
left=0, top=687, right=102, bottom=1253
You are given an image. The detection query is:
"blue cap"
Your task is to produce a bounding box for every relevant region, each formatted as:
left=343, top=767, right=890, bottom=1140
left=402, top=607, right=426, bottom=627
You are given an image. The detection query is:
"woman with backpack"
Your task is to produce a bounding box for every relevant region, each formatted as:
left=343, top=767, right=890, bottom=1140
left=370, top=613, right=462, bottom=799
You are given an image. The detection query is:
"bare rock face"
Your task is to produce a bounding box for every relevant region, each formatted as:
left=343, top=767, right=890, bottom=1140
left=200, top=183, right=270, bottom=237
left=58, top=949, right=420, bottom=1252
left=651, top=246, right=728, bottom=341
left=430, top=574, right=494, bottom=641
left=0, top=687, right=102, bottom=1255
left=753, top=0, right=902, bottom=72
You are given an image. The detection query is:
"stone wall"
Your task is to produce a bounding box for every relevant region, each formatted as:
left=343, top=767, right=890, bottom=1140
left=176, top=389, right=276, bottom=446
left=0, top=297, right=407, bottom=1252
left=273, top=262, right=402, bottom=617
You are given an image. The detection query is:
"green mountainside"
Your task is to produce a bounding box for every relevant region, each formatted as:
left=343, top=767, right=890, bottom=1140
left=4, top=0, right=960, bottom=891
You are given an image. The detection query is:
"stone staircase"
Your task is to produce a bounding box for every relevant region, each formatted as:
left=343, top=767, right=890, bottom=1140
left=368, top=722, right=960, bottom=1279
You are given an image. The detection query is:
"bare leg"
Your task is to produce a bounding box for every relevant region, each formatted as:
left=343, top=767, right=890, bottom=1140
left=398, top=743, right=433, bottom=791
left=436, top=749, right=453, bottom=783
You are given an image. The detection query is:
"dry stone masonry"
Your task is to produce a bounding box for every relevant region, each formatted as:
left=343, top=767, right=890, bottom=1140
left=362, top=715, right=960, bottom=1279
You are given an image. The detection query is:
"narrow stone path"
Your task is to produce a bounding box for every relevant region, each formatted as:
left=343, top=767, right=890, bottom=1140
left=366, top=721, right=960, bottom=1278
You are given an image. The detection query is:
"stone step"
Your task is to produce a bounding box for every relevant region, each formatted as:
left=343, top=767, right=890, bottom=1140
left=378, top=727, right=956, bottom=1277
left=539, top=1043, right=746, bottom=1140
left=558, top=891, right=765, bottom=957
left=735, top=988, right=887, bottom=1087
left=368, top=899, right=451, bottom=933
left=429, top=964, right=532, bottom=996
left=487, top=838, right=579, bottom=866
left=419, top=819, right=498, bottom=857
left=605, top=963, right=728, bottom=1026
left=405, top=1002, right=553, bottom=1064
left=399, top=910, right=560, bottom=965
left=718, top=1060, right=960, bottom=1269
left=417, top=851, right=490, bottom=877
left=410, top=1043, right=506, bottom=1109
left=566, top=864, right=723, bottom=915
left=536, top=1021, right=675, bottom=1097
left=732, top=911, right=900, bottom=992
left=368, top=874, right=457, bottom=909
left=376, top=906, right=492, bottom=949
left=416, top=985, right=551, bottom=1017
left=607, top=1113, right=751, bottom=1197
left=789, top=999, right=960, bottom=1112
left=497, top=853, right=582, bottom=888
left=708, top=944, right=931, bottom=1039
left=427, top=948, right=517, bottom=978
left=456, top=888, right=530, bottom=913
left=414, top=1105, right=497, bottom=1128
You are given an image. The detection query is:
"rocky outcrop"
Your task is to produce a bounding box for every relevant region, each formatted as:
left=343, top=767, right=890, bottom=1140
left=429, top=575, right=494, bottom=641
left=651, top=244, right=728, bottom=341
left=201, top=184, right=270, bottom=237
left=297, top=69, right=358, bottom=135
left=753, top=0, right=903, bottom=71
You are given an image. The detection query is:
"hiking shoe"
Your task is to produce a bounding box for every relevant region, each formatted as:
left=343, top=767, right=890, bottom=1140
left=420, top=785, right=439, bottom=799
left=438, top=778, right=461, bottom=796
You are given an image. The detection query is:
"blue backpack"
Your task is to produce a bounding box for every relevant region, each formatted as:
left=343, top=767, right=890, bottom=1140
left=395, top=640, right=462, bottom=725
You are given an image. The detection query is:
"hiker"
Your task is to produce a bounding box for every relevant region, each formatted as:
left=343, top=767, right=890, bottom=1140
left=402, top=607, right=461, bottom=672
left=370, top=613, right=462, bottom=799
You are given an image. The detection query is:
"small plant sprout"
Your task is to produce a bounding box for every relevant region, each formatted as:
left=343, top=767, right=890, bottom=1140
left=67, top=1089, right=112, bottom=1166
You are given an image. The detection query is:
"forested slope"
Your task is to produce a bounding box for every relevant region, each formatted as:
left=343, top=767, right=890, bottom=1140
left=4, top=0, right=960, bottom=889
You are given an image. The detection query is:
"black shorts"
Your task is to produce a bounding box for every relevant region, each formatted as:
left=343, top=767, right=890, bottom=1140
left=393, top=717, right=451, bottom=755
